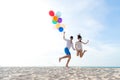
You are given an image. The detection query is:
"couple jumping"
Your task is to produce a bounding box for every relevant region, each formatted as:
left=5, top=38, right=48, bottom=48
left=59, top=32, right=89, bottom=67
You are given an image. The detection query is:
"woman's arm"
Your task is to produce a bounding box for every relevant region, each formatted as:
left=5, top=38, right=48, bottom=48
left=81, top=40, right=89, bottom=44
left=75, top=42, right=77, bottom=50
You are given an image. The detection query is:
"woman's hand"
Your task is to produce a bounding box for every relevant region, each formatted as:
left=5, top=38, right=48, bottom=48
left=86, top=40, right=89, bottom=43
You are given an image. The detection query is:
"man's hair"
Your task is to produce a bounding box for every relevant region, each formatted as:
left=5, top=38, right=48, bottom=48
left=70, top=36, right=73, bottom=39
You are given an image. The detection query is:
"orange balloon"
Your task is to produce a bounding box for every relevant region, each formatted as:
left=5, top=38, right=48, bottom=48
left=53, top=16, right=58, bottom=21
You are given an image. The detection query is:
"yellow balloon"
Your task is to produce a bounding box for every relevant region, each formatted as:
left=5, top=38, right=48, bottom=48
left=55, top=23, right=60, bottom=29
left=61, top=24, right=66, bottom=28
left=55, top=23, right=66, bottom=29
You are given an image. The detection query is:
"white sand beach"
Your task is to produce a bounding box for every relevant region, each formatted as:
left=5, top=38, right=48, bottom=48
left=0, top=67, right=120, bottom=80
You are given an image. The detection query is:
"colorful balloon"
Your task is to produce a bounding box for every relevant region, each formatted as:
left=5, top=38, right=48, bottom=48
left=49, top=10, right=65, bottom=33
left=52, top=20, right=57, bottom=24
left=57, top=18, right=62, bottom=23
left=61, top=24, right=66, bottom=28
left=55, top=24, right=65, bottom=29
left=56, top=11, right=62, bottom=17
left=58, top=27, right=64, bottom=32
left=49, top=10, right=54, bottom=16
left=53, top=16, right=58, bottom=21
left=55, top=23, right=60, bottom=29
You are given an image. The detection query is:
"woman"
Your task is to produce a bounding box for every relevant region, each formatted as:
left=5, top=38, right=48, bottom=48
left=75, top=34, right=89, bottom=58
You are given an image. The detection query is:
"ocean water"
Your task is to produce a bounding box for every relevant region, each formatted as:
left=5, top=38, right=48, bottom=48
left=80, top=66, right=120, bottom=68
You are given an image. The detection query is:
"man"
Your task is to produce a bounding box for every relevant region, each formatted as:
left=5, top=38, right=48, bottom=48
left=59, top=32, right=75, bottom=67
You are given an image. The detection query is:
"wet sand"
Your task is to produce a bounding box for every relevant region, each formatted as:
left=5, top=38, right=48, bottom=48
left=0, top=67, right=120, bottom=80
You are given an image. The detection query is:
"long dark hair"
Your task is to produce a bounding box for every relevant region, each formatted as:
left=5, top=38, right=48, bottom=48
left=77, top=34, right=82, bottom=42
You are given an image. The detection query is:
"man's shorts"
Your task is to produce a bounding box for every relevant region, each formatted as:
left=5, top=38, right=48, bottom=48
left=64, top=47, right=71, bottom=55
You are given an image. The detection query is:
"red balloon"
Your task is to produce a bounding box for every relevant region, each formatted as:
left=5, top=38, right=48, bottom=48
left=49, top=10, right=54, bottom=16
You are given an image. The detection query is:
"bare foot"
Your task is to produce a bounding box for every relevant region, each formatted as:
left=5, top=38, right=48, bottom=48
left=77, top=53, right=79, bottom=56
left=84, top=50, right=87, bottom=53
left=66, top=65, right=69, bottom=68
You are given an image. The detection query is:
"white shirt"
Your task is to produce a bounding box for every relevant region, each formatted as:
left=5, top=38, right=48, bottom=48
left=75, top=41, right=82, bottom=50
left=64, top=39, right=74, bottom=49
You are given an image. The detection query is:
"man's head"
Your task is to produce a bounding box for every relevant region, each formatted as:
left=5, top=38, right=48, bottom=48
left=70, top=36, right=73, bottom=40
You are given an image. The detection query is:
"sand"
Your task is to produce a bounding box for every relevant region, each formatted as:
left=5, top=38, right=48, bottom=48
left=0, top=67, right=120, bottom=80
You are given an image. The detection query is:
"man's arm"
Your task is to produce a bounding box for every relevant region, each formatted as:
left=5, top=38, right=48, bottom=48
left=63, top=32, right=67, bottom=41
left=72, top=43, right=76, bottom=50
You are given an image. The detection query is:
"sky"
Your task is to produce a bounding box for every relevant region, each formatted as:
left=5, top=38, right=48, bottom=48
left=0, top=0, right=120, bottom=67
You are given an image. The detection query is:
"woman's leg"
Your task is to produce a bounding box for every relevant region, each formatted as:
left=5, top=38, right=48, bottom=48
left=76, top=50, right=80, bottom=56
left=79, top=50, right=83, bottom=58
left=80, top=50, right=87, bottom=58
left=81, top=50, right=87, bottom=57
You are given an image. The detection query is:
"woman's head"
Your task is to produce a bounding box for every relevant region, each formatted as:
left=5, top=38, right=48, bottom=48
left=77, top=34, right=82, bottom=40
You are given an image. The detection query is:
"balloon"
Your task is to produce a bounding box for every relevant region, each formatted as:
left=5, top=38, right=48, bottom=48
left=56, top=11, right=61, bottom=17
left=49, top=10, right=54, bottom=16
left=49, top=10, right=65, bottom=33
left=55, top=23, right=66, bottom=29
left=58, top=27, right=64, bottom=32
left=52, top=20, right=57, bottom=24
left=61, top=24, right=65, bottom=28
left=57, top=18, right=62, bottom=23
left=53, top=16, right=58, bottom=21
left=55, top=23, right=60, bottom=29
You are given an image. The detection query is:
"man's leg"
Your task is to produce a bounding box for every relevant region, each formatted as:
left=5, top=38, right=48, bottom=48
left=59, top=55, right=69, bottom=62
left=66, top=55, right=71, bottom=67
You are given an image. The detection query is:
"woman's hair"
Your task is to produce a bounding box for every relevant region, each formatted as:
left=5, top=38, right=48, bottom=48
left=77, top=34, right=82, bottom=40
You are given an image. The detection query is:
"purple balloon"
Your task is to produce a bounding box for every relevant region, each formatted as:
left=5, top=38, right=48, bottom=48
left=57, top=18, right=62, bottom=23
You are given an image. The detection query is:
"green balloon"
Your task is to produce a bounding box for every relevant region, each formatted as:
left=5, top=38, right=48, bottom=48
left=52, top=20, right=57, bottom=24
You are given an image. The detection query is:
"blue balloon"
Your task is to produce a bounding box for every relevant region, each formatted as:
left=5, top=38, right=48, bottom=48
left=58, top=27, right=64, bottom=32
